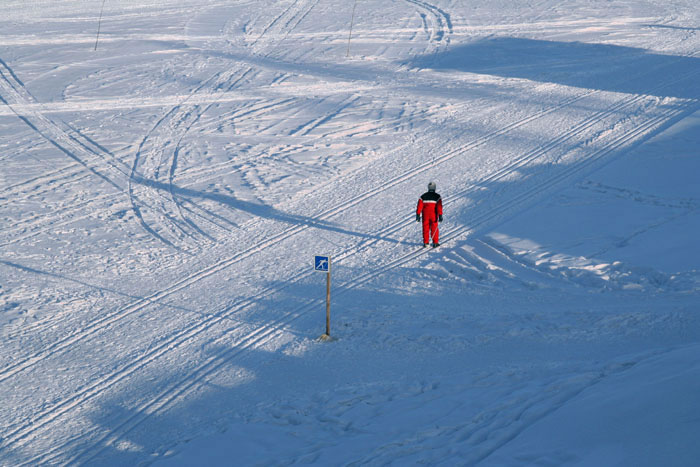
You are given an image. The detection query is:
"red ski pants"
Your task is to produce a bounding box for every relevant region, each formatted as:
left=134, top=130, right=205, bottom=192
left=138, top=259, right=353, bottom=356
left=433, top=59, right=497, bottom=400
left=422, top=214, right=439, bottom=244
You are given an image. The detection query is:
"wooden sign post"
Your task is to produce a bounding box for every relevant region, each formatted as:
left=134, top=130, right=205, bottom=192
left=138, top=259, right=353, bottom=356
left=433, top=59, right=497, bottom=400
left=314, top=255, right=332, bottom=340
left=325, top=263, right=331, bottom=337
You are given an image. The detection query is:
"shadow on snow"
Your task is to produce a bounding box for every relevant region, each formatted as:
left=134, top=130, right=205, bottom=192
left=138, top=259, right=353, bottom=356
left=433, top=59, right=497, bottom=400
left=408, top=37, right=700, bottom=100
left=132, top=176, right=403, bottom=245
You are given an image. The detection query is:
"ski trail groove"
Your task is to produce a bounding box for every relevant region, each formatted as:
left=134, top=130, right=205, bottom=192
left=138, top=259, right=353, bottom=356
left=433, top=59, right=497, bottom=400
left=6, top=47, right=697, bottom=462
left=0, top=59, right=132, bottom=192
left=403, top=0, right=453, bottom=45
left=249, top=0, right=319, bottom=53
left=129, top=0, right=319, bottom=250
left=1, top=86, right=614, bottom=456
left=12, top=79, right=696, bottom=463
left=0, top=99, right=297, bottom=245
left=0, top=80, right=660, bottom=386
left=21, top=101, right=695, bottom=465
left=128, top=66, right=259, bottom=250
left=3, top=55, right=695, bottom=386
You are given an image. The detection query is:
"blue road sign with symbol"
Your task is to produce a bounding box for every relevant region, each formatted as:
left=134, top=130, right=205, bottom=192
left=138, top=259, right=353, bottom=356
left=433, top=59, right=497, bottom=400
left=314, top=255, right=330, bottom=272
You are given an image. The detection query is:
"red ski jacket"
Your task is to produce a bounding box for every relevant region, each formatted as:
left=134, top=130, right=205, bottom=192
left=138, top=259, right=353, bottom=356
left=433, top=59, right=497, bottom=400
left=416, top=191, right=443, bottom=220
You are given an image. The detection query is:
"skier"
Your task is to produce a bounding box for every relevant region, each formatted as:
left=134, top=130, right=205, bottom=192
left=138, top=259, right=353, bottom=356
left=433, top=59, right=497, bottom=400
left=416, top=181, right=443, bottom=247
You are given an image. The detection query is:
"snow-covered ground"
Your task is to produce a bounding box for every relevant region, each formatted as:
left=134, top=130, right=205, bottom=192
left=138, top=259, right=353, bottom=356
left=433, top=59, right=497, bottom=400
left=1, top=0, right=698, bottom=465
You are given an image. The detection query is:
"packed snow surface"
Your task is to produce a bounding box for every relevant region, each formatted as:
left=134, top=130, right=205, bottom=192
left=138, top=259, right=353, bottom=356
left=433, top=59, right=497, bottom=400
left=1, top=0, right=698, bottom=465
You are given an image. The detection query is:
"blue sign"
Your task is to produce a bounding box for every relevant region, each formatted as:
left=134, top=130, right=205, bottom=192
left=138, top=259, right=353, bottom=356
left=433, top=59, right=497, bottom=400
left=314, top=255, right=330, bottom=272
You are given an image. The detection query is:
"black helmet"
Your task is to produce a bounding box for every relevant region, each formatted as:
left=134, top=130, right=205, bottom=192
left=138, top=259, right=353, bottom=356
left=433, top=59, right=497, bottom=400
left=428, top=181, right=436, bottom=192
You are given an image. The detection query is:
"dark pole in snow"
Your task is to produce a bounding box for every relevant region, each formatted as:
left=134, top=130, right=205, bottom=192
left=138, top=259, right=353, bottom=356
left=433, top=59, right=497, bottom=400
left=94, top=0, right=107, bottom=51
left=315, top=255, right=332, bottom=341
left=325, top=264, right=331, bottom=337
left=347, top=0, right=358, bottom=57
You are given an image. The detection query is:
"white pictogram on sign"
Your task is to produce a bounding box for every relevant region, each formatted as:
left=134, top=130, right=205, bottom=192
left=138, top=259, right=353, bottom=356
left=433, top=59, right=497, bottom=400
left=314, top=255, right=330, bottom=272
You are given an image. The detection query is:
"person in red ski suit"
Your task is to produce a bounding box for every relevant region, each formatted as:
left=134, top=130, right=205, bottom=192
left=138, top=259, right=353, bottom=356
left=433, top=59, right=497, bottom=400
left=416, top=181, right=443, bottom=247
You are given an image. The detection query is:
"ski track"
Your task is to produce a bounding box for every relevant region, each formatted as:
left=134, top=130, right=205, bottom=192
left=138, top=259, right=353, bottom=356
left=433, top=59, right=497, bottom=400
left=82, top=74, right=692, bottom=451
left=0, top=0, right=455, bottom=249
left=2, top=64, right=696, bottom=350
left=0, top=98, right=302, bottom=245
left=249, top=0, right=321, bottom=54
left=121, top=0, right=450, bottom=248
left=0, top=83, right=603, bottom=384
left=3, top=45, right=697, bottom=383
left=29, top=101, right=683, bottom=462
left=1, top=99, right=592, bottom=454
left=0, top=95, right=288, bottom=208
left=128, top=65, right=261, bottom=250
left=5, top=67, right=698, bottom=461
left=2, top=2, right=699, bottom=463
left=347, top=361, right=642, bottom=465
left=0, top=2, right=314, bottom=250
left=403, top=0, right=453, bottom=45
left=128, top=0, right=323, bottom=251
left=0, top=60, right=132, bottom=193
left=126, top=34, right=699, bottom=251
left=125, top=0, right=457, bottom=250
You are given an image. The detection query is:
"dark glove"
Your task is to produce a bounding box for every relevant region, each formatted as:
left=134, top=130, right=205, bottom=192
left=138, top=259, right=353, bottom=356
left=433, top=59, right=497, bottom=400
left=438, top=215, right=443, bottom=223
left=416, top=214, right=421, bottom=222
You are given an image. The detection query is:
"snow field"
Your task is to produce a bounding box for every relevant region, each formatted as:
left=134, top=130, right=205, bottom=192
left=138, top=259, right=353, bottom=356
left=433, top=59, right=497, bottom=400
left=1, top=0, right=699, bottom=465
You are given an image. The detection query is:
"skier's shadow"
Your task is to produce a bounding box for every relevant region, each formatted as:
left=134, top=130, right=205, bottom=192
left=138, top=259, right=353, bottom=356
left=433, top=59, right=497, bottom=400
left=133, top=176, right=403, bottom=245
